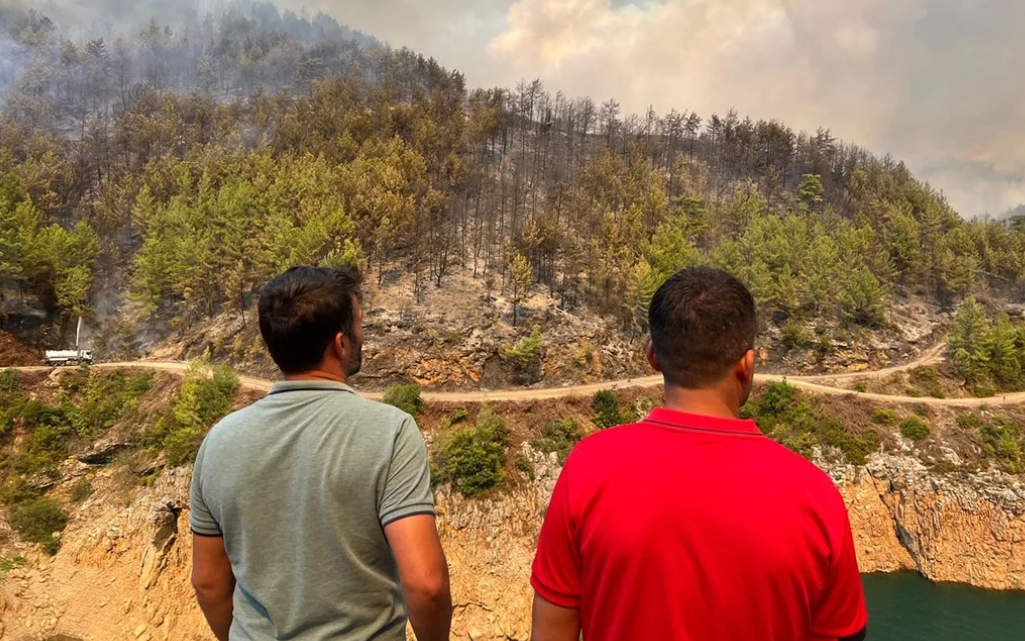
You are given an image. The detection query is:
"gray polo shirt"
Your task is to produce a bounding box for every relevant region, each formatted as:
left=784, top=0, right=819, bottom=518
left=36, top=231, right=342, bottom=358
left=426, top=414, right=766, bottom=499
left=190, top=380, right=434, bottom=641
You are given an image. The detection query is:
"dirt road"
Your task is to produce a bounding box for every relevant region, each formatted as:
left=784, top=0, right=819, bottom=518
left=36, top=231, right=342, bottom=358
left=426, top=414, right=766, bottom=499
left=9, top=342, right=1021, bottom=406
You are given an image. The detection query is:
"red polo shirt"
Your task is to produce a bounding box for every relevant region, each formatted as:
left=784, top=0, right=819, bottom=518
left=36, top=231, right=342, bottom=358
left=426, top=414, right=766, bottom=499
left=531, top=408, right=867, bottom=641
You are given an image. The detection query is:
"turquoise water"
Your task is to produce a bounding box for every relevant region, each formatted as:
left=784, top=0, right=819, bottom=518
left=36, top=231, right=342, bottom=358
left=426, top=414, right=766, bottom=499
left=863, top=573, right=1025, bottom=640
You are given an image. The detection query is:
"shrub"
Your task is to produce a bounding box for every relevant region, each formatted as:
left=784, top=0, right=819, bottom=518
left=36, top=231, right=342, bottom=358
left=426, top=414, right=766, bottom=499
left=0, top=369, right=21, bottom=393
left=501, top=327, right=543, bottom=368
left=750, top=381, right=798, bottom=434
left=815, top=336, right=836, bottom=358
left=574, top=341, right=596, bottom=366
left=515, top=455, right=535, bottom=481
left=0, top=473, right=40, bottom=505
left=450, top=408, right=469, bottom=424
left=972, top=385, right=997, bottom=399
left=22, top=370, right=156, bottom=449
left=872, top=409, right=898, bottom=425
left=956, top=413, right=982, bottom=431
left=817, top=417, right=880, bottom=465
left=8, top=498, right=68, bottom=555
left=853, top=380, right=868, bottom=393
left=436, top=407, right=509, bottom=497
left=156, top=421, right=196, bottom=468
left=592, top=391, right=628, bottom=429
left=178, top=361, right=238, bottom=426
left=978, top=419, right=1024, bottom=472
left=533, top=419, right=585, bottom=464
left=0, top=391, right=27, bottom=437
left=69, top=478, right=93, bottom=503
left=75, top=371, right=154, bottom=438
left=428, top=462, right=444, bottom=490
left=900, top=417, right=931, bottom=442
left=13, top=400, right=83, bottom=475
left=144, top=358, right=239, bottom=466
left=780, top=433, right=817, bottom=458
left=910, top=367, right=939, bottom=385
left=747, top=382, right=879, bottom=465
left=383, top=385, right=425, bottom=417
left=909, top=367, right=944, bottom=399
left=759, top=381, right=797, bottom=415
left=781, top=321, right=808, bottom=352
left=1, top=370, right=158, bottom=482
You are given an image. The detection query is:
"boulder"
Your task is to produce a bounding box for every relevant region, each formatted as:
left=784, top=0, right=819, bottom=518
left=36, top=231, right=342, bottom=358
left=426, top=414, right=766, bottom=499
left=76, top=439, right=129, bottom=465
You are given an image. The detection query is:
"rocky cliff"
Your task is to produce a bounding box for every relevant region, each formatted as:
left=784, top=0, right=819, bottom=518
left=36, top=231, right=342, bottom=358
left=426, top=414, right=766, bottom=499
left=2, top=452, right=1023, bottom=641
left=836, top=455, right=1025, bottom=591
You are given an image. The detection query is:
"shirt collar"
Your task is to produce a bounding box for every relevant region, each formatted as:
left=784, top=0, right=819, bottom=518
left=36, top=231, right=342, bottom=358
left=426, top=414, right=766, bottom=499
left=269, top=380, right=357, bottom=396
left=643, top=407, right=764, bottom=437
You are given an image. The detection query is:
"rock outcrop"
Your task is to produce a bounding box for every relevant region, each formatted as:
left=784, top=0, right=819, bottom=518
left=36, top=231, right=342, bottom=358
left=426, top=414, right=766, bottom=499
left=1, top=452, right=1022, bottom=641
left=833, top=455, right=1025, bottom=590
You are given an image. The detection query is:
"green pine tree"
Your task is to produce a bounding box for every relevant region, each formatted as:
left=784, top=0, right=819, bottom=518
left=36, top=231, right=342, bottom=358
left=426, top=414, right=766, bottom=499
left=949, top=297, right=991, bottom=384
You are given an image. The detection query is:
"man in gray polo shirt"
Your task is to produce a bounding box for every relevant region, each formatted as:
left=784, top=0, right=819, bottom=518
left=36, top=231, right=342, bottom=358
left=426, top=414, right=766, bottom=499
left=190, top=266, right=451, bottom=641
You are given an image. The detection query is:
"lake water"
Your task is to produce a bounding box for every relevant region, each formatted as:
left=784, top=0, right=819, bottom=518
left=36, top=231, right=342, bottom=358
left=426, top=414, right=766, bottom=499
left=863, top=573, right=1025, bottom=640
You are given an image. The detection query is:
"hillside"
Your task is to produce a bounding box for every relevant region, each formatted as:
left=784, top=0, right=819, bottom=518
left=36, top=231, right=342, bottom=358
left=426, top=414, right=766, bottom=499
left=1, top=367, right=1024, bottom=640
left=1, top=1, right=1024, bottom=386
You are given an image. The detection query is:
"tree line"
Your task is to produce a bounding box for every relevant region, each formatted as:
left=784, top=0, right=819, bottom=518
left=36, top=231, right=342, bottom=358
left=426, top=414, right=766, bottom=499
left=1, top=1, right=1023, bottom=339
left=949, top=297, right=1025, bottom=396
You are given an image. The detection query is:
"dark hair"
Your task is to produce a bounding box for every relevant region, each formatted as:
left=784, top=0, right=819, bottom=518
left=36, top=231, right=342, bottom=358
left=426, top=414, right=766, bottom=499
left=258, top=266, right=363, bottom=375
left=648, top=267, right=757, bottom=389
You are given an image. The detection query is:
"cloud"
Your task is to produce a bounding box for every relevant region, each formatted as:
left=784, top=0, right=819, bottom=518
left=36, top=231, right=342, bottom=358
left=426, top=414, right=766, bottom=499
left=484, top=0, right=1025, bottom=217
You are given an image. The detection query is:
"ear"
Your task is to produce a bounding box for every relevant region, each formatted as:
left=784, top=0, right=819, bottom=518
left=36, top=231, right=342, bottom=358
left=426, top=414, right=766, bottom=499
left=736, top=349, right=756, bottom=385
left=331, top=331, right=347, bottom=362
left=646, top=342, right=662, bottom=373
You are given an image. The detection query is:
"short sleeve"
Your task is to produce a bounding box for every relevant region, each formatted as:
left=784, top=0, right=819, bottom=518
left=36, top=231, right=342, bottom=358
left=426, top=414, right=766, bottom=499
left=812, top=499, right=868, bottom=639
left=530, top=463, right=581, bottom=608
left=189, top=442, right=223, bottom=537
left=379, top=418, right=435, bottom=527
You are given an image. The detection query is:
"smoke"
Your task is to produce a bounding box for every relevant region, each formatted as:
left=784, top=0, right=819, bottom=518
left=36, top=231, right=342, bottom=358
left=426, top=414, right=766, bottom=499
left=484, top=0, right=1025, bottom=217
left=0, top=32, right=29, bottom=96
left=8, top=0, right=1025, bottom=217
left=292, top=0, right=1025, bottom=218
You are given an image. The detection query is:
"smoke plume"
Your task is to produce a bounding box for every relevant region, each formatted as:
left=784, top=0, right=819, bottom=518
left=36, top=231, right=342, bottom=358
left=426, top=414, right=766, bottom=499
left=9, top=0, right=1025, bottom=217
left=0, top=33, right=28, bottom=96
left=484, top=0, right=1025, bottom=218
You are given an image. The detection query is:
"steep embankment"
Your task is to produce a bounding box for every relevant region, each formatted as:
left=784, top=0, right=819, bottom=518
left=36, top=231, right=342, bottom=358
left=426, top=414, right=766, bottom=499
left=834, top=457, right=1025, bottom=587
left=2, top=447, right=1024, bottom=641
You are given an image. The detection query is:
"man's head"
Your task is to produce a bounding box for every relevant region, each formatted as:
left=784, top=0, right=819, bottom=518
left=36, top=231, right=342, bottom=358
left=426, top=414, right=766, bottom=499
left=647, top=267, right=758, bottom=405
left=258, top=266, right=364, bottom=379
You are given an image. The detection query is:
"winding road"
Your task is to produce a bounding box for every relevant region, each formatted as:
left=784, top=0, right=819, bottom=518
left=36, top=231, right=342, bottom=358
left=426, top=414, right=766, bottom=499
left=9, top=341, right=1025, bottom=407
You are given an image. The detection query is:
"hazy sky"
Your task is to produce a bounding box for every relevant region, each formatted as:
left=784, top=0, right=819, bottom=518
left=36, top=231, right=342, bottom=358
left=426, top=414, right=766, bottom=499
left=277, top=0, right=1025, bottom=218
left=21, top=0, right=1025, bottom=217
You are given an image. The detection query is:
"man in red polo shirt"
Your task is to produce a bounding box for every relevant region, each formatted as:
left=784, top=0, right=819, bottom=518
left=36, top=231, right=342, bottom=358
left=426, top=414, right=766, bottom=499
left=531, top=267, right=868, bottom=641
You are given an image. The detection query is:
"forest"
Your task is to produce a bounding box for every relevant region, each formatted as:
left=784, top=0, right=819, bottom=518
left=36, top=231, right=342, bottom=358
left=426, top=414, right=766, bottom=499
left=1, top=0, right=1023, bottom=343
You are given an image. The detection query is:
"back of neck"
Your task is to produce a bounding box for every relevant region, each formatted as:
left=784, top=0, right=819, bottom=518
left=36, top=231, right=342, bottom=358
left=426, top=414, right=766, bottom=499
left=662, top=385, right=740, bottom=420
left=285, top=369, right=348, bottom=385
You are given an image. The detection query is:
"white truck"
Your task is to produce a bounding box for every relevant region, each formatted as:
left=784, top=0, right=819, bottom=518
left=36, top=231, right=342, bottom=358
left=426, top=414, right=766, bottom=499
left=44, top=316, right=93, bottom=366
left=45, top=349, right=94, bottom=366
